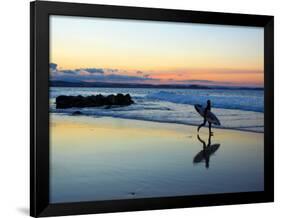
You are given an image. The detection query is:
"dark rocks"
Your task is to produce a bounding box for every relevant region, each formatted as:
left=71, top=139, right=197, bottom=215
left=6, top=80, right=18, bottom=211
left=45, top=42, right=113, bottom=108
left=56, top=93, right=134, bottom=109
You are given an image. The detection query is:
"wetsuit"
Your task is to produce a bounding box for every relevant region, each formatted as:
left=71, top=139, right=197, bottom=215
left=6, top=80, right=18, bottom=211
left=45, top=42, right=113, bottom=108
left=197, top=102, right=211, bottom=133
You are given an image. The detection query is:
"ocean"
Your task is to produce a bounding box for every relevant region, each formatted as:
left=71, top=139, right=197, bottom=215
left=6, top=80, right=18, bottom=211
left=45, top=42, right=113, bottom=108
left=50, top=87, right=264, bottom=132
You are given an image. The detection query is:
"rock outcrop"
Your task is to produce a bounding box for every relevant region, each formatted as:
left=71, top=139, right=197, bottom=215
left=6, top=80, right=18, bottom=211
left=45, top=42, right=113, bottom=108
left=56, top=94, right=134, bottom=109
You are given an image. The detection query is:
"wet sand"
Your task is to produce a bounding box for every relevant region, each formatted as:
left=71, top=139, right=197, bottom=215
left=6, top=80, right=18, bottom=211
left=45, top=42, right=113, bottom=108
left=50, top=114, right=264, bottom=203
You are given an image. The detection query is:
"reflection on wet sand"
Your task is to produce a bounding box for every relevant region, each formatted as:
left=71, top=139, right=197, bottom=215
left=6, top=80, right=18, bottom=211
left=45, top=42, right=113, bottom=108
left=50, top=114, right=263, bottom=203
left=193, top=132, right=220, bottom=169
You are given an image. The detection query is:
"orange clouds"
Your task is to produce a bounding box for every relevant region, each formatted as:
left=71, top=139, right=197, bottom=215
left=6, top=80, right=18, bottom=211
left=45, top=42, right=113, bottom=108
left=144, top=68, right=263, bottom=86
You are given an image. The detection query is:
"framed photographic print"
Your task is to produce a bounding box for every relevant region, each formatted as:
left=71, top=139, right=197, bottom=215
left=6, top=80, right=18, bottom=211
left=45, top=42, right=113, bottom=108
left=30, top=1, right=274, bottom=217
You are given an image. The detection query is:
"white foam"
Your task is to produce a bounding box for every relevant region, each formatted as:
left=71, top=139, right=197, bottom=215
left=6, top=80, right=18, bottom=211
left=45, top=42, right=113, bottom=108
left=146, top=91, right=263, bottom=112
left=50, top=87, right=264, bottom=133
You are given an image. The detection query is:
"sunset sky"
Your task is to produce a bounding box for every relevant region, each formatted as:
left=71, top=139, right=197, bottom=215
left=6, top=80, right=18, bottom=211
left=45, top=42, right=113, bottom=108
left=50, top=15, right=264, bottom=87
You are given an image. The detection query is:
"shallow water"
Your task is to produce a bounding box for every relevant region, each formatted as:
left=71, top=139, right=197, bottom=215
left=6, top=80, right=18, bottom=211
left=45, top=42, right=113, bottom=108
left=50, top=114, right=264, bottom=203
left=50, top=87, right=264, bottom=132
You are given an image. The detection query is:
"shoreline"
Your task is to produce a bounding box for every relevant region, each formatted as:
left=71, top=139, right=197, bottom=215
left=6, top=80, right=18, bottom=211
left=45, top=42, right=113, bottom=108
left=50, top=112, right=264, bottom=134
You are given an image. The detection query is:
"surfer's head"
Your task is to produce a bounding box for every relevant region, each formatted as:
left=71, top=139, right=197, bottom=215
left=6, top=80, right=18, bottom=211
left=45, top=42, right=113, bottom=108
left=207, top=100, right=211, bottom=105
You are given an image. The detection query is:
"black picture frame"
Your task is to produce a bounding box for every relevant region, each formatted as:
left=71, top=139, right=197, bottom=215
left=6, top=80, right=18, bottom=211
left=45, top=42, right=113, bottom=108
left=30, top=1, right=274, bottom=217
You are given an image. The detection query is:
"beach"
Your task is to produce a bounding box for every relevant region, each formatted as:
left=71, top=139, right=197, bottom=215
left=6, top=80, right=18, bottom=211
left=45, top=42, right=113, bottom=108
left=50, top=114, right=264, bottom=203
left=49, top=17, right=265, bottom=204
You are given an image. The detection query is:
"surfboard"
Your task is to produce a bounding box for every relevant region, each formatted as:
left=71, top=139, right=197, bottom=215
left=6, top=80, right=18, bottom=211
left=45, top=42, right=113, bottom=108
left=193, top=144, right=220, bottom=163
left=194, top=104, right=221, bottom=125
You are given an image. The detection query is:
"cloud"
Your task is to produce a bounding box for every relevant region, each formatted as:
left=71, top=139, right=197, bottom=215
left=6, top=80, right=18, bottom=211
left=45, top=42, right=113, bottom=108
left=106, top=68, right=119, bottom=73
left=49, top=64, right=158, bottom=84
left=52, top=73, right=158, bottom=84
left=50, top=63, right=57, bottom=71
left=143, top=74, right=150, bottom=78
left=180, top=79, right=235, bottom=85
left=77, top=68, right=104, bottom=74
left=49, top=64, right=240, bottom=86
left=61, top=70, right=77, bottom=74
left=105, top=74, right=155, bottom=82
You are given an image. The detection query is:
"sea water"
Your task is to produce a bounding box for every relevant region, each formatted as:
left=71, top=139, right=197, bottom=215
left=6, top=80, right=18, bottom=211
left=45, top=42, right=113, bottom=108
left=50, top=87, right=264, bottom=132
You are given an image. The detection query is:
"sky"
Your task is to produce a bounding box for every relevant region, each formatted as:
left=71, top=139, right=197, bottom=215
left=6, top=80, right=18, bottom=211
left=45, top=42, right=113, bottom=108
left=50, top=15, right=264, bottom=87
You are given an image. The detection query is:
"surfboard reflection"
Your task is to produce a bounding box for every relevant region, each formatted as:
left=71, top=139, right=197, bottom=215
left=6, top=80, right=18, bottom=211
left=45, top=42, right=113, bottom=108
left=193, top=132, right=220, bottom=169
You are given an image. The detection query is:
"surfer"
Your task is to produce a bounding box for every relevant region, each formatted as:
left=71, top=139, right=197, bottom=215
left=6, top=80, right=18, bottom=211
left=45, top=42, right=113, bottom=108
left=197, top=100, right=213, bottom=134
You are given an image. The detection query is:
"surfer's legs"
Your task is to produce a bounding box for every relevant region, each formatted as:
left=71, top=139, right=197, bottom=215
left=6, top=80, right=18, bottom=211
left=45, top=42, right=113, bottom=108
left=207, top=131, right=211, bottom=146
left=208, top=122, right=213, bottom=135
left=197, top=119, right=206, bottom=132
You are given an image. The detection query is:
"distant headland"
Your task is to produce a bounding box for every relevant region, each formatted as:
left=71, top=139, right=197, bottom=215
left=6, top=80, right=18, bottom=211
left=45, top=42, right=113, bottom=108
left=50, top=80, right=264, bottom=91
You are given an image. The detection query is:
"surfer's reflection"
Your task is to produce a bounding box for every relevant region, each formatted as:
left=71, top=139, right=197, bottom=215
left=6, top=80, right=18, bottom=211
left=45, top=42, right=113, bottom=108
left=193, top=132, right=220, bottom=169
